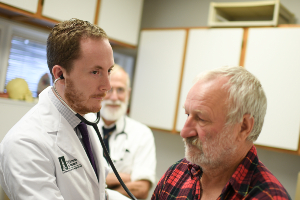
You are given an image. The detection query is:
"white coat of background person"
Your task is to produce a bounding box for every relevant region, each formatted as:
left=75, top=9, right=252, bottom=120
left=98, top=65, right=156, bottom=199
left=0, top=19, right=129, bottom=200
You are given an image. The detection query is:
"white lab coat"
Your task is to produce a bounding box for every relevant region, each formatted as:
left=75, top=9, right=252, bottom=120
left=99, top=116, right=156, bottom=185
left=0, top=87, right=129, bottom=200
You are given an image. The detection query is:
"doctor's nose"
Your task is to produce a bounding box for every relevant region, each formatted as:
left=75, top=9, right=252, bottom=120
left=101, top=75, right=111, bottom=92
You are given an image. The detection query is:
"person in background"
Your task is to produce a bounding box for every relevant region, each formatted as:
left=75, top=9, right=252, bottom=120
left=0, top=18, right=129, bottom=200
left=152, top=66, right=291, bottom=200
left=99, top=64, right=156, bottom=199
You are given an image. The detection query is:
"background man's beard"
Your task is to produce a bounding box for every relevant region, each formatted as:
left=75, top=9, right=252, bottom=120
left=64, top=79, right=100, bottom=114
left=101, top=99, right=128, bottom=121
left=183, top=126, right=237, bottom=169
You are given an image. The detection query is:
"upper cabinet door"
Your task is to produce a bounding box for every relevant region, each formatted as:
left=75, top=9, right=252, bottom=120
left=0, top=0, right=38, bottom=13
left=42, top=0, right=97, bottom=23
left=130, top=30, right=187, bottom=130
left=245, top=27, right=300, bottom=151
left=176, top=28, right=244, bottom=132
left=97, top=0, right=144, bottom=46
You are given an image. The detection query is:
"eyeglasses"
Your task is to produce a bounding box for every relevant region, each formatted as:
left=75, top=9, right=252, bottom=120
left=107, top=87, right=126, bottom=95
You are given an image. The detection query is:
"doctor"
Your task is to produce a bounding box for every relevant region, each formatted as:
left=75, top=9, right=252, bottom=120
left=99, top=65, right=156, bottom=199
left=0, top=19, right=129, bottom=200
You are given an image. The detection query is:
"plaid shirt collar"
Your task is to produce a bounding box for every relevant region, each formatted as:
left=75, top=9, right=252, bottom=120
left=152, top=145, right=291, bottom=200
left=186, top=145, right=260, bottom=198
left=187, top=163, right=202, bottom=180
left=227, top=145, right=258, bottom=197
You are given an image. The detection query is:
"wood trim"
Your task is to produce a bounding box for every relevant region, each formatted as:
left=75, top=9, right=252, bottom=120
left=255, top=144, right=299, bottom=155
left=109, top=38, right=136, bottom=49
left=142, top=27, right=209, bottom=31
left=171, top=29, right=189, bottom=133
left=35, top=0, right=43, bottom=18
left=0, top=2, right=58, bottom=29
left=239, top=27, right=249, bottom=67
left=0, top=2, right=35, bottom=17
left=297, top=135, right=300, bottom=155
left=278, top=24, right=300, bottom=27
left=150, top=127, right=180, bottom=134
left=0, top=1, right=137, bottom=48
left=94, top=0, right=101, bottom=25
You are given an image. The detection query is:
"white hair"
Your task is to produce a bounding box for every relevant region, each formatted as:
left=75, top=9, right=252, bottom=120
left=193, top=66, right=267, bottom=142
left=112, top=64, right=131, bottom=88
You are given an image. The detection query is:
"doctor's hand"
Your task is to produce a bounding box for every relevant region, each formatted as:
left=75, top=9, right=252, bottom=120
left=106, top=172, right=131, bottom=189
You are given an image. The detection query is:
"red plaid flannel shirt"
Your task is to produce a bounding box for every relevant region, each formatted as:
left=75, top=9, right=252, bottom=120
left=152, top=145, right=291, bottom=200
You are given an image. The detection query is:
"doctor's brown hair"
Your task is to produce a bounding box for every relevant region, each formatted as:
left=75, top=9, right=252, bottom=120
left=47, top=18, right=108, bottom=82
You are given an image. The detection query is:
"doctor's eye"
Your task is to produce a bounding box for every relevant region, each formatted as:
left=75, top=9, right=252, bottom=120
left=92, top=71, right=99, bottom=75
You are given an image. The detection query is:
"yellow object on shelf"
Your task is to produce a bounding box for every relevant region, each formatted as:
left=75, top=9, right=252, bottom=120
left=6, top=78, right=33, bottom=102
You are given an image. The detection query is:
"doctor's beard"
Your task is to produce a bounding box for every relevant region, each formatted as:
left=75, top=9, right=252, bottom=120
left=64, top=77, right=104, bottom=114
left=101, top=99, right=128, bottom=121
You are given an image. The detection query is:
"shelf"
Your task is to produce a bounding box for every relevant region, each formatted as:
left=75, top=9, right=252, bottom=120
left=208, top=0, right=295, bottom=27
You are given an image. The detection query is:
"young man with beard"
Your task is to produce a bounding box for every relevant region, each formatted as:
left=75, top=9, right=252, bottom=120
left=0, top=19, right=129, bottom=200
left=98, top=65, right=156, bottom=199
left=151, top=66, right=291, bottom=200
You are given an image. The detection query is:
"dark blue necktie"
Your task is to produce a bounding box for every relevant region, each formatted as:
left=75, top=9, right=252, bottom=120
left=102, top=125, right=116, bottom=155
left=77, top=122, right=98, bottom=178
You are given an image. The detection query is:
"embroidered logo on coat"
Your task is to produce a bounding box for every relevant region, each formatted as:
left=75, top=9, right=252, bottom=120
left=59, top=156, right=82, bottom=173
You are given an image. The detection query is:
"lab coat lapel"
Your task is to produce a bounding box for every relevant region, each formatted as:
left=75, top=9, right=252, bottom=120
left=56, top=116, right=99, bottom=186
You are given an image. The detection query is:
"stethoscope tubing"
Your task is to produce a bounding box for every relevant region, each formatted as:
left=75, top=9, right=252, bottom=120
left=114, top=117, right=127, bottom=140
left=53, top=77, right=137, bottom=200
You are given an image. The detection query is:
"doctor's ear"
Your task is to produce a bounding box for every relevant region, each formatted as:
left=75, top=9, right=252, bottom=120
left=52, top=65, right=65, bottom=81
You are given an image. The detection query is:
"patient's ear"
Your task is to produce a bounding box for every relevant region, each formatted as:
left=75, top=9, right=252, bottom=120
left=239, top=114, right=254, bottom=141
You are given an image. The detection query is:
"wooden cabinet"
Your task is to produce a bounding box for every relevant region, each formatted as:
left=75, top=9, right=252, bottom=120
left=129, top=29, right=187, bottom=130
left=176, top=28, right=243, bottom=131
left=42, top=0, right=98, bottom=23
left=0, top=0, right=144, bottom=47
left=244, top=27, right=300, bottom=151
left=97, top=0, right=144, bottom=46
left=130, top=28, right=243, bottom=132
left=0, top=0, right=38, bottom=13
left=130, top=26, right=300, bottom=154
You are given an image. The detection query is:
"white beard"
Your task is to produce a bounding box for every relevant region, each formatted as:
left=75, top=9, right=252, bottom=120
left=100, top=99, right=128, bottom=121
left=183, top=125, right=237, bottom=170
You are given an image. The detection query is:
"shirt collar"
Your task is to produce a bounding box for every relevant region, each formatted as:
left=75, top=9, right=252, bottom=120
left=101, top=115, right=125, bottom=133
left=49, top=87, right=81, bottom=128
left=185, top=146, right=258, bottom=197
left=226, top=145, right=258, bottom=197
left=187, top=159, right=203, bottom=180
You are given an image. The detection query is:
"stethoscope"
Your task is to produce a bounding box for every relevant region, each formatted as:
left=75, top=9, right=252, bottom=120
left=53, top=75, right=137, bottom=200
left=109, top=118, right=129, bottom=163
left=114, top=117, right=127, bottom=140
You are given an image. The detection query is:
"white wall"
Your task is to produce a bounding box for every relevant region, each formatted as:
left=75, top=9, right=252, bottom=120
left=148, top=130, right=185, bottom=200
left=141, top=0, right=300, bottom=199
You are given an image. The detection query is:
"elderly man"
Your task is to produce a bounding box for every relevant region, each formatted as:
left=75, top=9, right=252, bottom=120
left=152, top=66, right=291, bottom=200
left=98, top=65, right=156, bottom=199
